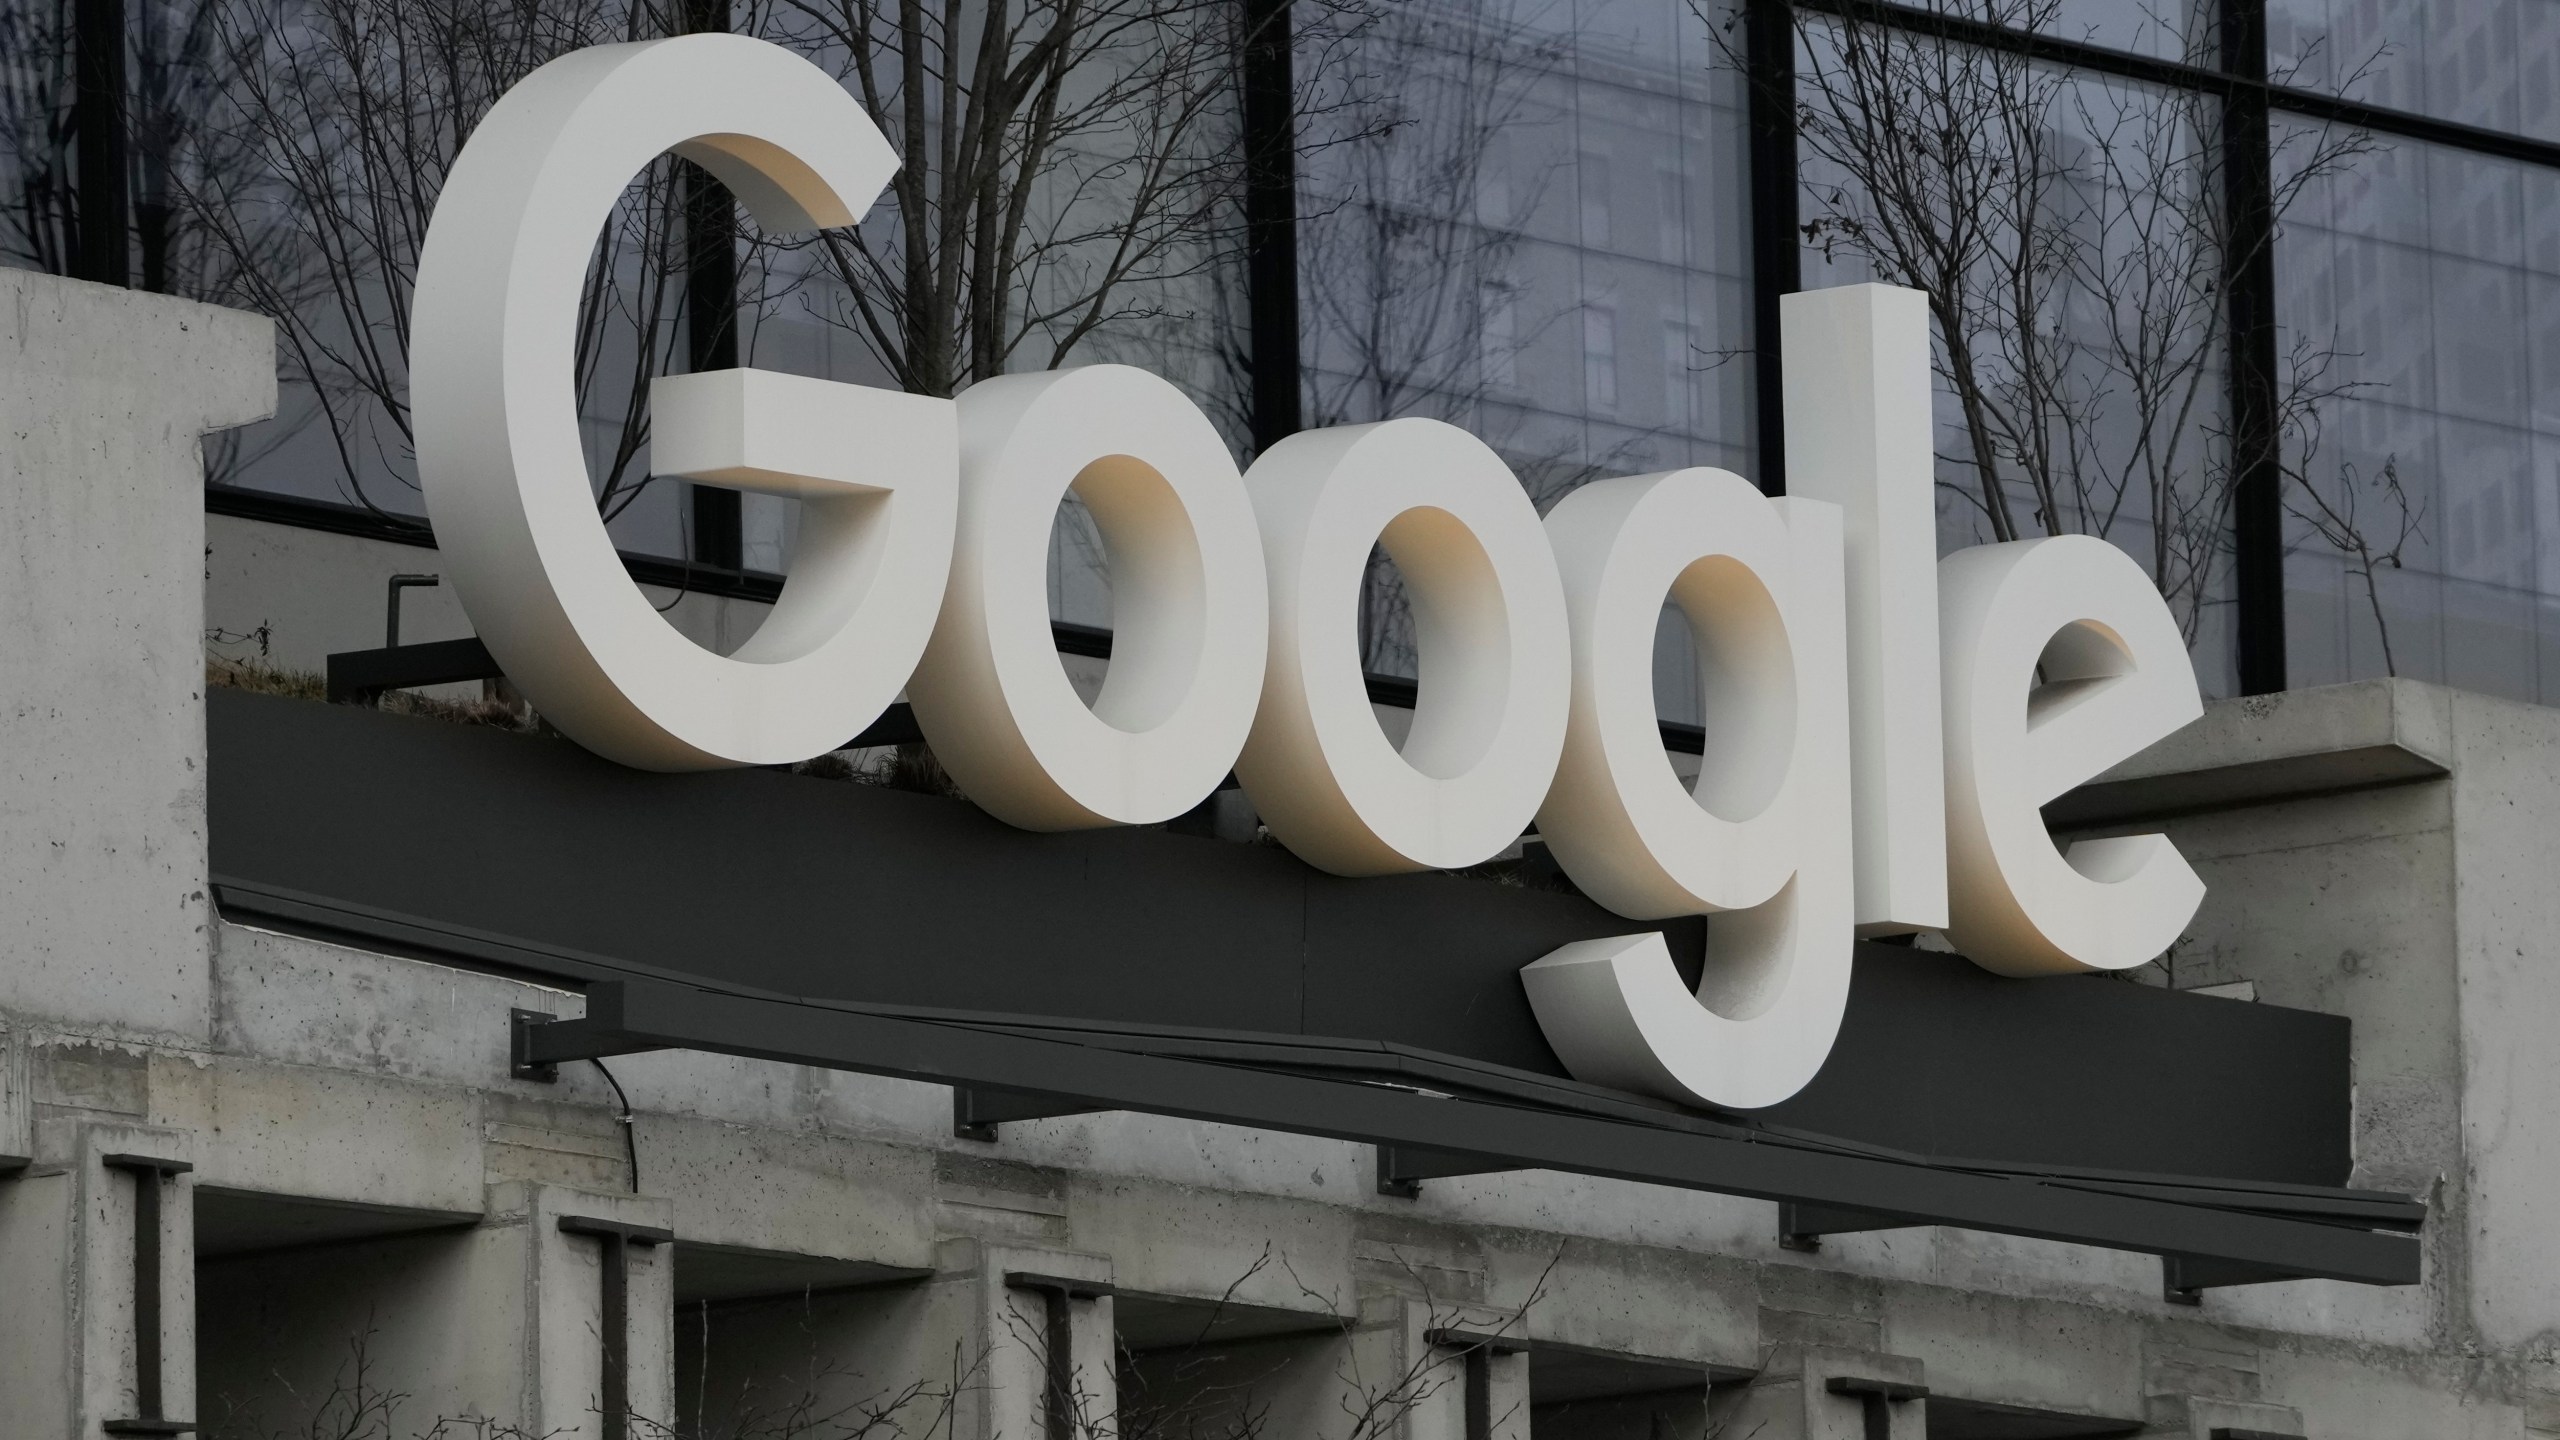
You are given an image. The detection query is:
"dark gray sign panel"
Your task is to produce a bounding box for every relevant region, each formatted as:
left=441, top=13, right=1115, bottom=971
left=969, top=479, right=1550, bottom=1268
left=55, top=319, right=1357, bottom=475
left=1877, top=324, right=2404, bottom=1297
left=205, top=688, right=2419, bottom=1287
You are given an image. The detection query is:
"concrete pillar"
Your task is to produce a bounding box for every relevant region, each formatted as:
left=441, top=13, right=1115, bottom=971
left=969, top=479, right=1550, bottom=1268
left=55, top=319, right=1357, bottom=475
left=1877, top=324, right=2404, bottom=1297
left=0, top=270, right=273, bottom=1042
left=978, top=1242, right=1118, bottom=1440
left=1714, top=1345, right=1926, bottom=1440
left=0, top=1122, right=197, bottom=1440
left=487, top=1182, right=678, bottom=1437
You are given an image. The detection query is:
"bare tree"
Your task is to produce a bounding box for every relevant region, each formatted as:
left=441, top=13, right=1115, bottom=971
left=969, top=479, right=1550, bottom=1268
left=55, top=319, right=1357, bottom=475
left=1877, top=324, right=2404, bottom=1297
left=0, top=0, right=80, bottom=274
left=1711, top=0, right=2400, bottom=658
left=1290, top=0, right=1644, bottom=674
left=2276, top=341, right=2424, bottom=676
left=757, top=0, right=1270, bottom=400
left=1113, top=1248, right=1283, bottom=1440
left=171, top=0, right=723, bottom=523
left=157, top=0, right=1367, bottom=568
left=1294, top=1, right=1557, bottom=436
left=670, top=1283, right=983, bottom=1440
left=1, top=0, right=307, bottom=482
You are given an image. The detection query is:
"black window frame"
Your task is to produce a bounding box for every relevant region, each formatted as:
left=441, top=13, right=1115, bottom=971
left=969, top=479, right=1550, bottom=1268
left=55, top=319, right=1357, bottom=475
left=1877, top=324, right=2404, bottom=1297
left=50, top=0, right=2560, bottom=696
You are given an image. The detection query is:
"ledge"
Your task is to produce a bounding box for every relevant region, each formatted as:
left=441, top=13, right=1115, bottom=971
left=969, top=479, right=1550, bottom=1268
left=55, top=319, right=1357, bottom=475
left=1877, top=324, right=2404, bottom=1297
left=2050, top=679, right=2453, bottom=829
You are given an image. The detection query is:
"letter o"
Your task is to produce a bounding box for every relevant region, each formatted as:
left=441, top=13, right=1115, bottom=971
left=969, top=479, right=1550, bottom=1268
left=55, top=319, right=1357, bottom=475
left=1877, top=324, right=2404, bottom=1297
left=907, top=367, right=1269, bottom=829
left=412, top=36, right=953, bottom=770
left=1235, top=420, right=1569, bottom=874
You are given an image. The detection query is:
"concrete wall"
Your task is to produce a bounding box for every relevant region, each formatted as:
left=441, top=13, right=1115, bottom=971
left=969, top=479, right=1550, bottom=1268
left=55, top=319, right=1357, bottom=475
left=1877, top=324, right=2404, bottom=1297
left=0, top=270, right=271, bottom=1040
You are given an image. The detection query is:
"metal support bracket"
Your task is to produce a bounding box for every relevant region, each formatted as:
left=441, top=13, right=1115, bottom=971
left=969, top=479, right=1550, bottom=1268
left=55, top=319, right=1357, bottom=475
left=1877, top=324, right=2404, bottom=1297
left=511, top=1009, right=561, bottom=1082
left=1006, top=1272, right=1114, bottom=1440
left=559, top=1215, right=673, bottom=1440
left=2208, top=1431, right=2302, bottom=1440
left=1780, top=1201, right=1917, bottom=1252
left=511, top=1004, right=664, bottom=1078
left=1827, top=1376, right=1928, bottom=1440
left=1376, top=1143, right=1512, bottom=1199
left=953, top=1086, right=1103, bottom=1143
left=102, top=1154, right=195, bottom=1437
left=326, top=636, right=503, bottom=705
left=2163, top=1254, right=2307, bottom=1305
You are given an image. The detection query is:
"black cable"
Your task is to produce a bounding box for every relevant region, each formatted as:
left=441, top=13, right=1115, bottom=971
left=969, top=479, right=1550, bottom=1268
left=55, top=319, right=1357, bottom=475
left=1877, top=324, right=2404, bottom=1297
left=590, top=1058, right=640, bottom=1193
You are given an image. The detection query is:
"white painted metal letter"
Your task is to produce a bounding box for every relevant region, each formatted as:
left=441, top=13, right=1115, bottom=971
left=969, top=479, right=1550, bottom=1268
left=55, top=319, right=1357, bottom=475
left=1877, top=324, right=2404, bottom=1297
left=1235, top=419, right=1571, bottom=874
left=412, top=36, right=955, bottom=770
left=1939, top=535, right=2205, bottom=975
left=1525, top=473, right=1854, bottom=1110
left=1782, top=284, right=1946, bottom=935
left=907, top=366, right=1269, bottom=829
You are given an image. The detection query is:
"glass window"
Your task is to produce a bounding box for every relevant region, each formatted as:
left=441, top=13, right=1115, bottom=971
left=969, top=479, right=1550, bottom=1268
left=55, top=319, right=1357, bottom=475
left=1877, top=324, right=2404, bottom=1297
left=1294, top=0, right=1757, bottom=684
left=2279, top=127, right=2560, bottom=700
left=2271, top=0, right=2560, bottom=145
left=1585, top=305, right=1620, bottom=413
left=1793, top=18, right=2244, bottom=692
left=1295, top=0, right=1757, bottom=491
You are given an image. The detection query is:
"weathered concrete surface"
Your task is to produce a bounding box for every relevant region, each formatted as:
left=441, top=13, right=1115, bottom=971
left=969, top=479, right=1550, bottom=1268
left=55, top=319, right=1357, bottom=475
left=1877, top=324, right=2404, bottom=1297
left=155, top=687, right=2560, bottom=1433
left=0, top=1121, right=196, bottom=1440
left=1716, top=1344, right=1925, bottom=1439
left=0, top=1022, right=28, bottom=1159
left=2440, top=689, right=2560, bottom=1355
left=2054, top=678, right=2455, bottom=826
left=181, top=895, right=2548, bottom=1436
left=0, top=271, right=272, bottom=1038
left=197, top=1180, right=674, bottom=1439
left=2125, top=681, right=2560, bottom=1371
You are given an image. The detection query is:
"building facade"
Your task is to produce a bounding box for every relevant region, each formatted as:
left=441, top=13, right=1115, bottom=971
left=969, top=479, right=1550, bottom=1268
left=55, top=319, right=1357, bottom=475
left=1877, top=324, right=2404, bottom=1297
left=4, top=2, right=2560, bottom=1438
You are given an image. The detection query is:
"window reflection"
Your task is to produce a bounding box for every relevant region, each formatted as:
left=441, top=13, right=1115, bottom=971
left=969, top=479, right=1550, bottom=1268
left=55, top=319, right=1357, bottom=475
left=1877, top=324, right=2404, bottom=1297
left=2281, top=127, right=2560, bottom=700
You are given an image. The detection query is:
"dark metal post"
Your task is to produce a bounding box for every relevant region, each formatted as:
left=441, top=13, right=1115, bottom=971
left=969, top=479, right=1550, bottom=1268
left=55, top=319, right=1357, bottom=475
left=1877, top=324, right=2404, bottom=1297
left=2221, top=0, right=2285, bottom=694
left=1744, top=0, right=1802, bottom=494
left=1004, top=1272, right=1114, bottom=1439
left=385, top=574, right=440, bottom=648
left=682, top=0, right=743, bottom=571
left=1043, top=1283, right=1074, bottom=1437
left=133, top=1169, right=162, bottom=1415
left=73, top=0, right=130, bottom=286
left=102, top=1154, right=193, bottom=1436
left=1462, top=1346, right=1491, bottom=1440
left=1242, top=0, right=1303, bottom=457
left=559, top=1215, right=673, bottom=1440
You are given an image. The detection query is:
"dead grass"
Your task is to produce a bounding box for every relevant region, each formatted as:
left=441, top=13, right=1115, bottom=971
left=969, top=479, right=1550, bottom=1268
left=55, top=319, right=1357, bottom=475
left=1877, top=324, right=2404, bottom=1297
left=205, top=653, right=535, bottom=732
left=204, top=651, right=963, bottom=794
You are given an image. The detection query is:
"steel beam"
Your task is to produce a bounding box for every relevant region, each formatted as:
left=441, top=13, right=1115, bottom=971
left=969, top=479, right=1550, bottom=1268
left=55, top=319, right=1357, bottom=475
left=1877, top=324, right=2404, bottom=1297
left=516, top=982, right=2420, bottom=1287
